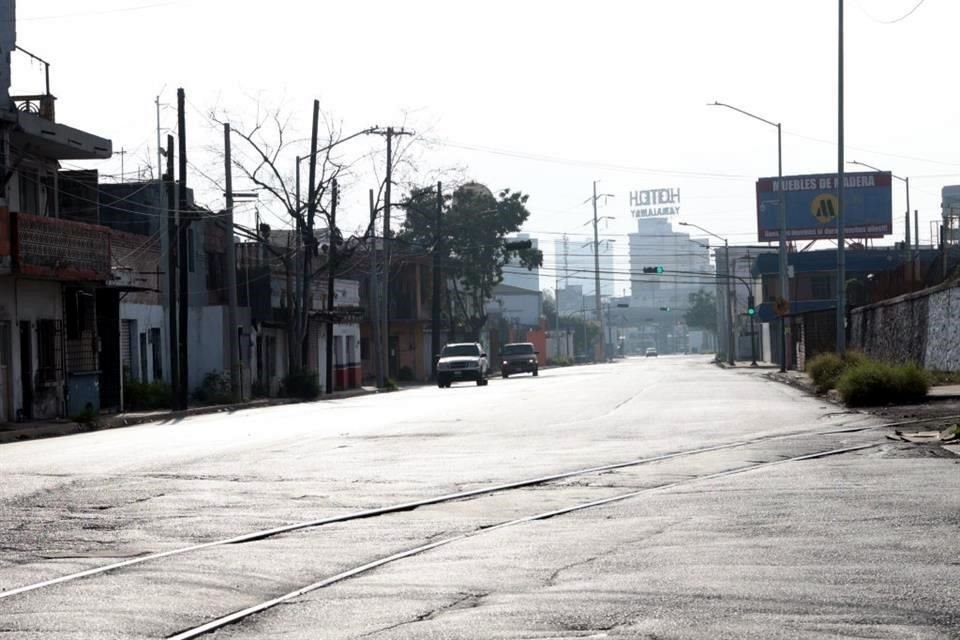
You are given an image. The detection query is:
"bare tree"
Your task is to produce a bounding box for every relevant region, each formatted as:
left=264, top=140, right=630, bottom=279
left=210, top=102, right=349, bottom=374
left=209, top=101, right=422, bottom=378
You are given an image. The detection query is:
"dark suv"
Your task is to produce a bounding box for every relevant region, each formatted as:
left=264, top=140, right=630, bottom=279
left=499, top=342, right=539, bottom=378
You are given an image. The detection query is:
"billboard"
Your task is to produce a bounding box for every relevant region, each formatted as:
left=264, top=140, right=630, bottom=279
left=755, top=171, right=892, bottom=242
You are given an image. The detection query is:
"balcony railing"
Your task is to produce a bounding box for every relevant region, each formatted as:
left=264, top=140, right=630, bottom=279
left=4, top=211, right=111, bottom=280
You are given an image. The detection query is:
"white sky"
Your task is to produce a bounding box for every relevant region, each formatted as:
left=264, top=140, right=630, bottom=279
left=15, top=0, right=959, bottom=293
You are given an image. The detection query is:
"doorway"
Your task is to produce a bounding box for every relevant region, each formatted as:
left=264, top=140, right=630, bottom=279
left=19, top=321, right=32, bottom=420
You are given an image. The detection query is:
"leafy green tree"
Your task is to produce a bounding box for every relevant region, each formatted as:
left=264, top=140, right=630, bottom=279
left=684, top=290, right=717, bottom=335
left=542, top=290, right=557, bottom=327
left=400, top=182, right=543, bottom=339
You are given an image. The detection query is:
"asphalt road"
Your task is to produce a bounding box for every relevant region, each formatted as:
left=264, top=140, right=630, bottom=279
left=1, top=356, right=958, bottom=639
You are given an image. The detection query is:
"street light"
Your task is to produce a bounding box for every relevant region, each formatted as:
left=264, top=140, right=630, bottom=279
left=709, top=101, right=788, bottom=372
left=679, top=221, right=735, bottom=367
left=850, top=160, right=915, bottom=288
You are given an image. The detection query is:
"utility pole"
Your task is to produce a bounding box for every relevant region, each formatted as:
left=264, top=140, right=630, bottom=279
left=294, top=155, right=303, bottom=352
left=368, top=189, right=384, bottom=389
left=176, top=88, right=190, bottom=410
left=155, top=96, right=163, bottom=186
left=431, top=181, right=443, bottom=380
left=116, top=147, right=127, bottom=183
left=591, top=181, right=604, bottom=363
left=374, top=126, right=413, bottom=381
left=164, top=134, right=179, bottom=409
left=302, top=100, right=320, bottom=373
left=324, top=179, right=338, bottom=395
left=836, top=0, right=847, bottom=354
left=723, top=240, right=735, bottom=366
left=223, top=123, right=241, bottom=402
left=382, top=127, right=393, bottom=381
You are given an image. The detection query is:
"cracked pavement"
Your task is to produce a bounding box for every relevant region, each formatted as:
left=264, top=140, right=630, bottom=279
left=0, top=356, right=958, bottom=639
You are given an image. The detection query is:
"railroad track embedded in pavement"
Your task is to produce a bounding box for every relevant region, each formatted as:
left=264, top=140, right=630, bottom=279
left=0, top=420, right=883, bottom=607
left=165, top=443, right=879, bottom=639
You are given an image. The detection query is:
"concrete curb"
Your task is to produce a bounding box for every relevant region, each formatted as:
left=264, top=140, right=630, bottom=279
left=0, top=387, right=379, bottom=445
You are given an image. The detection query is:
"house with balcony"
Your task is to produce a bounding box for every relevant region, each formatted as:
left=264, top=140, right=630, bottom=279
left=0, top=12, right=114, bottom=420
left=236, top=229, right=362, bottom=396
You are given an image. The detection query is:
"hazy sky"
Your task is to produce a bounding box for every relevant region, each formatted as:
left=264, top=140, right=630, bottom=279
left=15, top=0, right=959, bottom=291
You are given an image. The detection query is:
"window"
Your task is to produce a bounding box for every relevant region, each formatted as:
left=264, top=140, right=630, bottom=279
left=265, top=335, right=277, bottom=379
left=441, top=344, right=480, bottom=357
left=140, top=332, right=148, bottom=382
left=150, top=328, right=163, bottom=381
left=188, top=229, right=196, bottom=273
left=207, top=251, right=224, bottom=294
left=37, top=319, right=60, bottom=384
left=18, top=168, right=39, bottom=215
left=502, top=343, right=535, bottom=355
left=811, top=276, right=832, bottom=300
left=0, top=321, right=10, bottom=367
left=121, top=320, right=134, bottom=381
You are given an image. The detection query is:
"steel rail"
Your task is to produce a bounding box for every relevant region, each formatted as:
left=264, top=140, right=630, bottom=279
left=0, top=423, right=879, bottom=602
left=167, top=443, right=879, bottom=639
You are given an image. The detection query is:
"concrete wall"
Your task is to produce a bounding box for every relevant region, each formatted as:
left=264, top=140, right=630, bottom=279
left=849, top=280, right=960, bottom=371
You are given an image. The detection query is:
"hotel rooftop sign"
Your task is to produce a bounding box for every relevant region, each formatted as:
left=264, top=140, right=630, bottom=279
left=629, top=188, right=680, bottom=218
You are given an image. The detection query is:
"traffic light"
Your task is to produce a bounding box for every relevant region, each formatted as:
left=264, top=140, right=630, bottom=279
left=504, top=239, right=533, bottom=250
left=642, top=266, right=665, bottom=274
left=659, top=306, right=671, bottom=312
left=746, top=295, right=756, bottom=316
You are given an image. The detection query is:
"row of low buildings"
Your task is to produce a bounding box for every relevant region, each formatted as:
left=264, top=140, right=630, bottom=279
left=714, top=241, right=959, bottom=369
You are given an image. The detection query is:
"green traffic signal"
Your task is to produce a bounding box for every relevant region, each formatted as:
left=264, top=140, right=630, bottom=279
left=746, top=294, right=756, bottom=316
left=643, top=266, right=665, bottom=274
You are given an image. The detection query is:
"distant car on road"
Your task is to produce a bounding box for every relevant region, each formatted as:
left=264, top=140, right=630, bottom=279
left=499, top=342, right=539, bottom=378
left=645, top=347, right=658, bottom=357
left=437, top=342, right=489, bottom=388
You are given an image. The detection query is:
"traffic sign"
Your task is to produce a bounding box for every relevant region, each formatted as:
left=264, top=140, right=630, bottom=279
left=774, top=297, right=790, bottom=317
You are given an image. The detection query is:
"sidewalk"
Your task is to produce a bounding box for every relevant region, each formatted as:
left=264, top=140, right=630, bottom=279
left=0, top=386, right=379, bottom=445
left=715, top=360, right=780, bottom=371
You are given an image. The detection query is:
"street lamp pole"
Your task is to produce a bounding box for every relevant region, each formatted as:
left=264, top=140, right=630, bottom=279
left=679, top=222, right=735, bottom=366
left=837, top=0, right=847, bottom=354
left=850, top=160, right=913, bottom=288
left=709, top=101, right=788, bottom=371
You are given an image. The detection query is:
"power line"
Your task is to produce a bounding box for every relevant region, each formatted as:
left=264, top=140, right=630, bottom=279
left=16, top=2, right=185, bottom=22
left=855, top=0, right=928, bottom=24
left=424, top=137, right=755, bottom=181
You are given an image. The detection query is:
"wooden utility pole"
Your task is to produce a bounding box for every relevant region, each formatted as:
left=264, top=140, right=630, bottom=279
left=176, top=88, right=189, bottom=410
left=223, top=123, right=241, bottom=402
left=325, top=179, right=338, bottom=395
left=382, top=127, right=393, bottom=381
left=164, top=134, right=179, bottom=408
left=301, top=100, right=320, bottom=371
left=368, top=189, right=384, bottom=389
left=431, top=181, right=443, bottom=380
left=374, top=126, right=413, bottom=381
left=591, top=180, right=604, bottom=362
